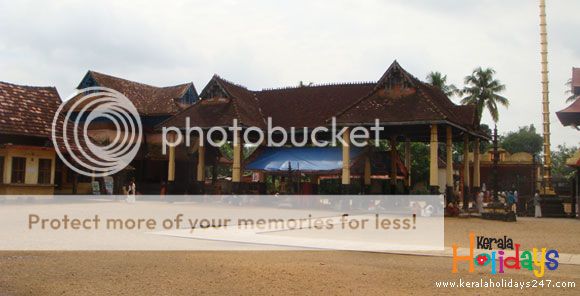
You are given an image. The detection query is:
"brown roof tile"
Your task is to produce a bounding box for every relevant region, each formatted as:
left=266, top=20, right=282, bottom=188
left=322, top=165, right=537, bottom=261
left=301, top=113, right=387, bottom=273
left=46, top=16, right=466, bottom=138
left=162, top=77, right=374, bottom=129
left=335, top=61, right=476, bottom=129
left=256, top=83, right=374, bottom=128
left=0, top=81, right=62, bottom=138
left=0, top=81, right=90, bottom=154
left=557, top=97, right=580, bottom=127
left=70, top=71, right=196, bottom=116
left=161, top=61, right=478, bottom=136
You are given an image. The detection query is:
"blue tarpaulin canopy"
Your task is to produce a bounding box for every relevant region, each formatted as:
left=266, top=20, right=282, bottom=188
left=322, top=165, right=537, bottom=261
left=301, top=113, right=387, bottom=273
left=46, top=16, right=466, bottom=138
left=245, top=147, right=364, bottom=173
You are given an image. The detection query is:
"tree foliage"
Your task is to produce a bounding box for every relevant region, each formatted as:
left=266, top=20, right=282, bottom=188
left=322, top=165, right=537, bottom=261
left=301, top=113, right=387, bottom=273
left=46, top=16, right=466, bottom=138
left=565, top=78, right=578, bottom=103
left=500, top=125, right=543, bottom=155
left=551, top=144, right=578, bottom=180
left=426, top=71, right=459, bottom=97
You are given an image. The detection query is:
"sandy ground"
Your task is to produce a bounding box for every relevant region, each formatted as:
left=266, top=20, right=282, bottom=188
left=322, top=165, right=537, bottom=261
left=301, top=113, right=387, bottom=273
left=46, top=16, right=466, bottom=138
left=0, top=217, right=578, bottom=295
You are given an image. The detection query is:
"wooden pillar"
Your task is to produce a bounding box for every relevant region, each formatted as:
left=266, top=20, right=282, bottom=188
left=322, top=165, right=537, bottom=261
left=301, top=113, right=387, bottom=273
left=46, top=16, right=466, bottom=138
left=166, top=132, right=176, bottom=194
left=473, top=138, right=481, bottom=191
left=232, top=131, right=242, bottom=193
left=196, top=137, right=206, bottom=193
left=429, top=124, right=439, bottom=194
left=389, top=136, right=398, bottom=194
left=363, top=155, right=371, bottom=194
left=167, top=133, right=176, bottom=182
left=364, top=156, right=371, bottom=186
left=463, top=134, right=470, bottom=210
left=404, top=138, right=411, bottom=190
left=446, top=126, right=454, bottom=199
left=341, top=127, right=351, bottom=194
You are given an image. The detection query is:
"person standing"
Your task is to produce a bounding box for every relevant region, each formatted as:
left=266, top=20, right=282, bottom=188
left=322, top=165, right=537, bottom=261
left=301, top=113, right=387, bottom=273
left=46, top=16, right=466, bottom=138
left=476, top=191, right=484, bottom=213
left=506, top=191, right=514, bottom=212
left=534, top=190, right=542, bottom=218
left=126, top=177, right=136, bottom=203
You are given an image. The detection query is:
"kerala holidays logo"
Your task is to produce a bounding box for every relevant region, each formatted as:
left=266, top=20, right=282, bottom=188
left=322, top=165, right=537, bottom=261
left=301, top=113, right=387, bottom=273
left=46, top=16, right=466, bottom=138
left=451, top=232, right=559, bottom=278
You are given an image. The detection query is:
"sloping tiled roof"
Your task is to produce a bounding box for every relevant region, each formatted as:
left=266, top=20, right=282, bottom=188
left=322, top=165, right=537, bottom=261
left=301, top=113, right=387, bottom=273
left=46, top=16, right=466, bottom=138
left=257, top=83, right=375, bottom=128
left=0, top=81, right=62, bottom=138
left=161, top=61, right=479, bottom=136
left=557, top=97, right=580, bottom=127
left=162, top=77, right=375, bottom=129
left=0, top=81, right=88, bottom=154
left=335, top=61, right=476, bottom=129
left=163, top=75, right=266, bottom=129
left=70, top=71, right=196, bottom=116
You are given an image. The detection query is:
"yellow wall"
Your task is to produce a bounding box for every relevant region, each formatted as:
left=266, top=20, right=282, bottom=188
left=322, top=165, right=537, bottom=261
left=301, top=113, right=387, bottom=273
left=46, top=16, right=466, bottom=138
left=0, top=146, right=55, bottom=196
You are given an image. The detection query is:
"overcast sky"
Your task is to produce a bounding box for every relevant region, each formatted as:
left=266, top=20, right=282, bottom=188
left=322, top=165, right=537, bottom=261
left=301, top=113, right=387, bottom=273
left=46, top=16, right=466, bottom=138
left=0, top=0, right=578, bottom=147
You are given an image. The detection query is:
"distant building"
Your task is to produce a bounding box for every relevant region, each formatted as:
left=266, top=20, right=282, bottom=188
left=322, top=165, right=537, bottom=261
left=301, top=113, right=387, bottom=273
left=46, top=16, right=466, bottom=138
left=467, top=149, right=538, bottom=198
left=0, top=82, right=61, bottom=195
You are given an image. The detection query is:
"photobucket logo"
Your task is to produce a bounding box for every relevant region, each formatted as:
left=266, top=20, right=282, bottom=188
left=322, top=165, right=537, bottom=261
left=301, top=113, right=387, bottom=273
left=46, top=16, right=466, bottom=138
left=52, top=87, right=143, bottom=177
left=161, top=117, right=384, bottom=153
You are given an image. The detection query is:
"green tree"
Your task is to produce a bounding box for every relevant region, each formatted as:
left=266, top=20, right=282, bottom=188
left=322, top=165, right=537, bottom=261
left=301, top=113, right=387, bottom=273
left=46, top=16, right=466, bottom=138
left=500, top=125, right=543, bottom=155
left=460, top=67, right=509, bottom=122
left=551, top=144, right=578, bottom=180
left=426, top=71, right=459, bottom=97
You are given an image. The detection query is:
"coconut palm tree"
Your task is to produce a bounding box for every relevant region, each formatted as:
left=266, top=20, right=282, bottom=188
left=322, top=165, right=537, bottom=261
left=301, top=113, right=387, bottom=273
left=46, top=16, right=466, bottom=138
left=426, top=71, right=458, bottom=97
left=460, top=67, right=509, bottom=123
left=565, top=78, right=578, bottom=103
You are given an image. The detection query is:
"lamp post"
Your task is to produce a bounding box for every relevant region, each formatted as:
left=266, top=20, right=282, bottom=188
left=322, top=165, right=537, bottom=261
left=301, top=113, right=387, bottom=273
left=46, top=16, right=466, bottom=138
left=492, top=125, right=499, bottom=202
left=539, top=0, right=555, bottom=194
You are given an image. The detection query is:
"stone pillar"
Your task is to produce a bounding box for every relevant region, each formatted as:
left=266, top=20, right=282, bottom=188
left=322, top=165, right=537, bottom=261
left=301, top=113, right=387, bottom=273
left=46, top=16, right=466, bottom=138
left=196, top=137, right=206, bottom=193
left=341, top=127, right=351, bottom=194
left=446, top=126, right=454, bottom=200
left=463, top=134, right=471, bottom=210
left=232, top=131, right=242, bottom=194
left=473, top=138, right=481, bottom=192
left=390, top=136, right=398, bottom=194
left=429, top=125, right=439, bottom=194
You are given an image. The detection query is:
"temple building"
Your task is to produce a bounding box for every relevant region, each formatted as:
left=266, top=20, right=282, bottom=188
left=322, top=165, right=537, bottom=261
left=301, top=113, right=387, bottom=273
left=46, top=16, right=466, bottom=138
left=67, top=71, right=199, bottom=193
left=160, top=61, right=489, bottom=198
left=466, top=149, right=539, bottom=201
left=556, top=67, right=580, bottom=217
